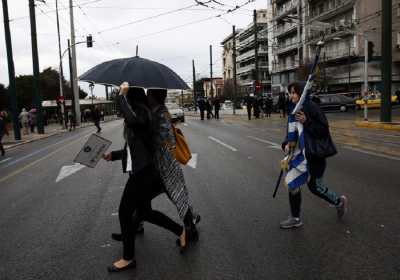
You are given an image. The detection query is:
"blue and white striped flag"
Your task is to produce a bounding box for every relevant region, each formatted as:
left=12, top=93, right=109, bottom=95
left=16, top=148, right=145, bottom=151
left=284, top=114, right=308, bottom=190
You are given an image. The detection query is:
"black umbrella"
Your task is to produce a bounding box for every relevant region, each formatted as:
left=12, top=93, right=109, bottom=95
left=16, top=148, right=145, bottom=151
left=79, top=56, right=189, bottom=90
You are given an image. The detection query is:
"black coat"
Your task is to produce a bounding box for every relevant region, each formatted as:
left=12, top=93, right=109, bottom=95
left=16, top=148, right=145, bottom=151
left=115, top=95, right=153, bottom=173
left=282, top=100, right=336, bottom=160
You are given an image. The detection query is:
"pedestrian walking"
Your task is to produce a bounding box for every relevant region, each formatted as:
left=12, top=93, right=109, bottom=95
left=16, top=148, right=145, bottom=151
left=265, top=94, right=273, bottom=118
left=213, top=97, right=221, bottom=120
left=0, top=111, right=9, bottom=156
left=104, top=84, right=185, bottom=273
left=206, top=98, right=213, bottom=119
left=197, top=98, right=206, bottom=120
left=278, top=92, right=286, bottom=118
left=254, top=97, right=261, bottom=119
left=67, top=110, right=76, bottom=131
left=19, top=108, right=29, bottom=135
left=92, top=105, right=102, bottom=133
left=246, top=95, right=253, bottom=120
left=147, top=88, right=200, bottom=250
left=280, top=82, right=348, bottom=229
left=28, top=109, right=37, bottom=133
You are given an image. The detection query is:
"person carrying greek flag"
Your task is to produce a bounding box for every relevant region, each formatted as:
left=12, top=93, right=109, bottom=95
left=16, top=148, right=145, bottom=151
left=280, top=82, right=348, bottom=229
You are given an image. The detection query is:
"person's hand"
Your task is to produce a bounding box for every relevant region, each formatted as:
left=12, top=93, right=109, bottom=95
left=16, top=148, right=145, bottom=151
left=119, top=82, right=129, bottom=96
left=295, top=111, right=306, bottom=124
left=102, top=153, right=112, bottom=161
left=284, top=144, right=290, bottom=154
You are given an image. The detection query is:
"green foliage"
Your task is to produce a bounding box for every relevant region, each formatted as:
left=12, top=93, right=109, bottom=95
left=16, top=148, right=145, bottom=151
left=12, top=67, right=88, bottom=111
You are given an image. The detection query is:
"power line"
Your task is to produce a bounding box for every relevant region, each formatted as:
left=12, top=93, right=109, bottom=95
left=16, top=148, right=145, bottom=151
left=96, top=3, right=199, bottom=34
left=107, top=0, right=256, bottom=46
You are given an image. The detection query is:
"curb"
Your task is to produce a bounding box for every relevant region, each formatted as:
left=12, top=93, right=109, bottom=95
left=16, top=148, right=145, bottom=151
left=355, top=121, right=400, bottom=132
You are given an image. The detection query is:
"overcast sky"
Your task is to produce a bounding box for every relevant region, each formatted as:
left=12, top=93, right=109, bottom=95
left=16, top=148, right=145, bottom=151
left=0, top=0, right=268, bottom=97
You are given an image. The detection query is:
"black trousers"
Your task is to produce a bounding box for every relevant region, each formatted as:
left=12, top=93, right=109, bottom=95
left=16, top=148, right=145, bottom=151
left=119, top=165, right=183, bottom=260
left=200, top=110, right=205, bottom=120
left=94, top=121, right=101, bottom=132
left=214, top=109, right=219, bottom=120
left=247, top=107, right=251, bottom=120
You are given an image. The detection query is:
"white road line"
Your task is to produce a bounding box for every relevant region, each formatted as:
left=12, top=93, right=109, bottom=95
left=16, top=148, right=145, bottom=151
left=208, top=136, right=238, bottom=152
left=247, top=136, right=281, bottom=149
left=0, top=157, right=12, bottom=164
left=343, top=146, right=400, bottom=161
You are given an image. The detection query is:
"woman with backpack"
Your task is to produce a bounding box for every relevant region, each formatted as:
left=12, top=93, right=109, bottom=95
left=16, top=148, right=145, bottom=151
left=147, top=88, right=200, bottom=251
left=280, top=82, right=348, bottom=229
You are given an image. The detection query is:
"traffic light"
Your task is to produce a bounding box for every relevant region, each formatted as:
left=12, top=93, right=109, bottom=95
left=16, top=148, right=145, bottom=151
left=86, top=35, right=93, bottom=48
left=367, top=41, right=374, bottom=62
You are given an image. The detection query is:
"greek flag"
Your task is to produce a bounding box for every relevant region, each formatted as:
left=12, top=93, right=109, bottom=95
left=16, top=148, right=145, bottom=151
left=284, top=114, right=308, bottom=190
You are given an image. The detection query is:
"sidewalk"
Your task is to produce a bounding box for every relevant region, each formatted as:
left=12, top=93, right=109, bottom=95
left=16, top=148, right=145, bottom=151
left=3, top=115, right=119, bottom=150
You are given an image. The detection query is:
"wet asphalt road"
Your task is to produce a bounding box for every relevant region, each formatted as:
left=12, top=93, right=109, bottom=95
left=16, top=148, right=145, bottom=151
left=0, top=117, right=399, bottom=280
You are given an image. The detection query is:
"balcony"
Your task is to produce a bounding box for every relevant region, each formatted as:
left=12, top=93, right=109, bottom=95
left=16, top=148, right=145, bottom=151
left=237, top=49, right=255, bottom=62
left=309, top=0, right=355, bottom=23
left=272, top=63, right=299, bottom=73
left=273, top=0, right=298, bottom=21
left=237, top=64, right=255, bottom=75
left=275, top=42, right=299, bottom=55
left=321, top=47, right=356, bottom=62
left=275, top=23, right=297, bottom=38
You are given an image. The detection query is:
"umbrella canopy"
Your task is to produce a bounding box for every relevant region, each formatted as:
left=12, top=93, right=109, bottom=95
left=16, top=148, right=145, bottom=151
left=79, top=56, right=189, bottom=90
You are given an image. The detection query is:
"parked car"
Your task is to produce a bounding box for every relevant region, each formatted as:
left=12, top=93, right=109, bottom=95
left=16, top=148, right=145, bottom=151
left=166, top=103, right=185, bottom=122
left=355, top=93, right=398, bottom=109
left=313, top=94, right=356, bottom=112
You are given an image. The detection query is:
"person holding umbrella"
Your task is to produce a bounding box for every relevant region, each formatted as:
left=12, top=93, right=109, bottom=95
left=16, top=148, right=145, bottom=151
left=103, top=83, right=185, bottom=272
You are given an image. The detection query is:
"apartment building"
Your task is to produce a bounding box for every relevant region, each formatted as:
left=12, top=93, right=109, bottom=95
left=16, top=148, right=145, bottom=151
left=221, top=29, right=242, bottom=81
left=271, top=0, right=400, bottom=94
left=236, top=9, right=271, bottom=95
left=270, top=0, right=303, bottom=94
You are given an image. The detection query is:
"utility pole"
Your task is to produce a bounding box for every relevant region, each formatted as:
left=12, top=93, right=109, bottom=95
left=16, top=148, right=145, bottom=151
left=29, top=0, right=44, bottom=134
left=69, top=0, right=81, bottom=126
left=232, top=25, right=237, bottom=115
left=363, top=38, right=368, bottom=121
left=55, top=0, right=66, bottom=128
left=348, top=39, right=351, bottom=92
left=192, top=59, right=197, bottom=111
left=381, top=0, right=392, bottom=122
left=67, top=39, right=76, bottom=122
left=2, top=0, right=21, bottom=140
left=209, top=45, right=214, bottom=98
left=136, top=45, right=139, bottom=56
left=253, top=10, right=259, bottom=95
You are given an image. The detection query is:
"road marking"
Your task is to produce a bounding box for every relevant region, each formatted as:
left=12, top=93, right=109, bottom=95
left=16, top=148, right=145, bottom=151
left=0, top=132, right=92, bottom=184
left=55, top=163, right=86, bottom=183
left=187, top=153, right=197, bottom=169
left=0, top=157, right=12, bottom=164
left=343, top=146, right=400, bottom=161
left=111, top=212, right=118, bottom=216
left=208, top=136, right=238, bottom=152
left=247, top=136, right=281, bottom=150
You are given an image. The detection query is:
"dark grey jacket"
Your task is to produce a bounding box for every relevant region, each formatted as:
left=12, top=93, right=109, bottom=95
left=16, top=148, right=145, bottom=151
left=113, top=95, right=153, bottom=174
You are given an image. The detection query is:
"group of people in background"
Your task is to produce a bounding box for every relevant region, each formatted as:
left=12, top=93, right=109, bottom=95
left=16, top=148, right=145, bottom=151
left=0, top=110, right=9, bottom=156
left=246, top=92, right=290, bottom=120
left=197, top=97, right=221, bottom=120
